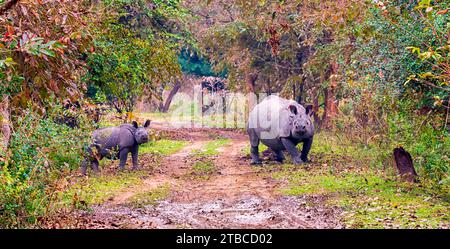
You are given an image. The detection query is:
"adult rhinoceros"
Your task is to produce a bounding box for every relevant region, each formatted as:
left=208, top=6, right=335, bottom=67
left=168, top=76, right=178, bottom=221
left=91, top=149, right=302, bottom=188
left=247, top=95, right=314, bottom=165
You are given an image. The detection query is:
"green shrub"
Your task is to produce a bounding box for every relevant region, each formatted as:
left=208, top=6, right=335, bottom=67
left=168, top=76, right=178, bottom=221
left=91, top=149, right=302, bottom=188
left=0, top=108, right=93, bottom=227
left=384, top=103, right=449, bottom=182
left=333, top=97, right=449, bottom=184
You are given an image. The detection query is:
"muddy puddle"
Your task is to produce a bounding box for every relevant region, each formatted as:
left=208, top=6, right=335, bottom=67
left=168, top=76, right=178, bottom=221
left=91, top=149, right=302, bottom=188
left=71, top=195, right=342, bottom=229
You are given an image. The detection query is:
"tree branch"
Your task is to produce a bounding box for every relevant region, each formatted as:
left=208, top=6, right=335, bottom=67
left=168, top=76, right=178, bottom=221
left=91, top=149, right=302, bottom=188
left=419, top=79, right=450, bottom=92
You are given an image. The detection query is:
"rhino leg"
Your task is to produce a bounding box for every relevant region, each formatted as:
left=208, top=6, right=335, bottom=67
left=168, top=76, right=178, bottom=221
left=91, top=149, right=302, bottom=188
left=250, top=146, right=262, bottom=165
left=300, top=137, right=313, bottom=162
left=281, top=138, right=303, bottom=165
left=81, top=144, right=101, bottom=175
left=80, top=157, right=100, bottom=175
left=274, top=150, right=285, bottom=162
left=81, top=158, right=89, bottom=175
left=118, top=148, right=130, bottom=170
left=131, top=145, right=139, bottom=170
left=91, top=159, right=100, bottom=172
left=248, top=128, right=262, bottom=165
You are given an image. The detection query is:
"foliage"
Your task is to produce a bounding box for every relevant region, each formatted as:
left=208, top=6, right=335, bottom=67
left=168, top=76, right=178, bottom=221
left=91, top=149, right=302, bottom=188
left=0, top=0, right=93, bottom=111
left=193, top=0, right=449, bottom=180
left=85, top=0, right=188, bottom=114
left=178, top=48, right=225, bottom=77
left=384, top=99, right=449, bottom=181
left=0, top=107, right=93, bottom=227
left=1, top=0, right=449, bottom=228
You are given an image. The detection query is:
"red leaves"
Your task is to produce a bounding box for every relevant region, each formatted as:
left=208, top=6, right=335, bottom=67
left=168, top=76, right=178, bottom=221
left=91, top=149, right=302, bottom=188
left=0, top=0, right=20, bottom=16
left=1, top=0, right=94, bottom=111
left=436, top=9, right=449, bottom=15
left=59, top=36, right=71, bottom=44
left=1, top=25, right=15, bottom=43
left=267, top=25, right=280, bottom=56
left=48, top=79, right=59, bottom=93
left=279, top=20, right=290, bottom=32
left=6, top=25, right=14, bottom=36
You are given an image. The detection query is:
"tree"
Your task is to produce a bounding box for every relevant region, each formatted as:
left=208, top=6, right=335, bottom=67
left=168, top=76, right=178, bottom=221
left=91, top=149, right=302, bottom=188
left=0, top=0, right=94, bottom=148
left=85, top=0, right=190, bottom=115
left=187, top=0, right=368, bottom=127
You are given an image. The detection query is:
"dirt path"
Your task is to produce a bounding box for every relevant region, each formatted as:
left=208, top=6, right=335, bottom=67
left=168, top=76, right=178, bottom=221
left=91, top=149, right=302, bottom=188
left=68, top=128, right=342, bottom=228
left=107, top=140, right=208, bottom=206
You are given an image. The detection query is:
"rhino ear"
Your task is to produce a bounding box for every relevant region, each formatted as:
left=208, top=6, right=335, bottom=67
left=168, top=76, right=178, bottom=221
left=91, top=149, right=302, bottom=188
left=288, top=105, right=298, bottom=115
left=132, top=121, right=138, bottom=129
left=305, top=104, right=314, bottom=117
left=143, top=119, right=151, bottom=128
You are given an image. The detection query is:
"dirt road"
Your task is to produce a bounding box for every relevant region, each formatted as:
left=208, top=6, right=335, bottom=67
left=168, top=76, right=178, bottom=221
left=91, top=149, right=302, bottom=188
left=61, top=128, right=343, bottom=228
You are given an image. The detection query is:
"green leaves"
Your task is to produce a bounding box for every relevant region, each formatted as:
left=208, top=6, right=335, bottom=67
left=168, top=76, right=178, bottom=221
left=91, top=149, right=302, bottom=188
left=406, top=46, right=421, bottom=56
left=0, top=57, right=15, bottom=68
left=1, top=107, right=95, bottom=227
left=16, top=32, right=64, bottom=58
left=414, top=0, right=432, bottom=11
left=86, top=0, right=183, bottom=113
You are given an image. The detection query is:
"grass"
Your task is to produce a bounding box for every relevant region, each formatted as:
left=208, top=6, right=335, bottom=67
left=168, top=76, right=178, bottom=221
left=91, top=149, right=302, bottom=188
left=272, top=166, right=449, bottom=228
left=187, top=138, right=227, bottom=180
left=240, top=131, right=383, bottom=166
left=190, top=138, right=230, bottom=157
left=139, top=139, right=188, bottom=156
left=127, top=183, right=171, bottom=208
left=57, top=139, right=183, bottom=210
left=69, top=113, right=449, bottom=228
left=309, top=132, right=387, bottom=169
left=184, top=159, right=218, bottom=181
left=241, top=143, right=269, bottom=157
left=193, top=160, right=216, bottom=175
left=267, top=130, right=450, bottom=228
left=59, top=170, right=149, bottom=208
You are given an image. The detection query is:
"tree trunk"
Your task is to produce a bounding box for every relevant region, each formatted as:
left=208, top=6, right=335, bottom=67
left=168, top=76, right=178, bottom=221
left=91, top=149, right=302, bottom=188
left=161, top=80, right=182, bottom=113
left=313, top=93, right=321, bottom=129
left=1, top=95, right=11, bottom=155
left=246, top=72, right=258, bottom=114
left=322, top=62, right=339, bottom=128
left=295, top=80, right=304, bottom=104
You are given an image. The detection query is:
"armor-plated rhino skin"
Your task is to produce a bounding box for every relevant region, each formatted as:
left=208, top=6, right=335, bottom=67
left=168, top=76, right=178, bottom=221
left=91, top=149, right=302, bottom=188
left=81, top=120, right=151, bottom=174
left=247, top=95, right=314, bottom=165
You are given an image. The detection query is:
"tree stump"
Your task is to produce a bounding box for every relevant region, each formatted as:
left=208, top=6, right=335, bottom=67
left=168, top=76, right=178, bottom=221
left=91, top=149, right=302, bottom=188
left=393, top=147, right=418, bottom=183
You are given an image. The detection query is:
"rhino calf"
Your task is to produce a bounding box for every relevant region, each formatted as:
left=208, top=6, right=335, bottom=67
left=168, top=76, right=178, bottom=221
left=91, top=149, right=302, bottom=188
left=247, top=95, right=314, bottom=165
left=81, top=120, right=151, bottom=174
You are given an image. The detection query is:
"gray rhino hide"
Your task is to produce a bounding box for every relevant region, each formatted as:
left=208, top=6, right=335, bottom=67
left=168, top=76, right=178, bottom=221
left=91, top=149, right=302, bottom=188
left=247, top=95, right=314, bottom=165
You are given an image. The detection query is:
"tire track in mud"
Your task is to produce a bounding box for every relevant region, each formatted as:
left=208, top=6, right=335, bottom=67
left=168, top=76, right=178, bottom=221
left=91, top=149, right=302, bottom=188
left=66, top=129, right=342, bottom=229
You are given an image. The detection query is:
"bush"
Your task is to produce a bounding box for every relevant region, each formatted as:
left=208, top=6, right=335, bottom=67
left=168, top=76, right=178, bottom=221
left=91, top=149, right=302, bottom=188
left=333, top=94, right=449, bottom=184
left=0, top=108, right=93, bottom=228
left=384, top=100, right=449, bottom=182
